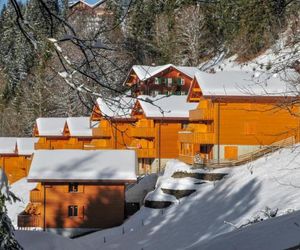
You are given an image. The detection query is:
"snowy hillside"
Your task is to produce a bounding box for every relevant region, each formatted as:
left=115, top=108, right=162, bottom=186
left=10, top=145, right=300, bottom=249
left=74, top=145, right=300, bottom=250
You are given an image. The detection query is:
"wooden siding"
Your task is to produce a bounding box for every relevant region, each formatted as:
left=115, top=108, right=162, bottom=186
left=0, top=156, right=31, bottom=184
left=127, top=67, right=193, bottom=96
left=215, top=102, right=300, bottom=145
left=43, top=183, right=125, bottom=229
left=157, top=122, right=182, bottom=158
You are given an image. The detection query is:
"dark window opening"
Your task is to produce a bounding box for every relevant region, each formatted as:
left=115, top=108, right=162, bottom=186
left=69, top=183, right=79, bottom=193
left=68, top=205, right=78, bottom=217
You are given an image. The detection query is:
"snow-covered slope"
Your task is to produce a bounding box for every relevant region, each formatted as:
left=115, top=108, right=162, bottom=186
left=191, top=209, right=300, bottom=250
left=15, top=230, right=84, bottom=250
left=7, top=178, right=37, bottom=226
left=75, top=145, right=300, bottom=250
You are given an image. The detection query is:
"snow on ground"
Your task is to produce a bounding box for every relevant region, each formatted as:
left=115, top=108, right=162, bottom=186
left=126, top=173, right=158, bottom=204
left=15, top=230, right=84, bottom=250
left=7, top=178, right=37, bottom=226
left=74, top=145, right=300, bottom=250
left=191, top=209, right=300, bottom=250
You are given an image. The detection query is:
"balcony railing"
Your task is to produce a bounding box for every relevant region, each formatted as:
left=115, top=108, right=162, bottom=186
left=136, top=148, right=156, bottom=158
left=92, top=127, right=111, bottom=138
left=130, top=127, right=155, bottom=138
left=18, top=214, right=42, bottom=228
left=178, top=154, right=194, bottom=165
left=178, top=131, right=215, bottom=144
left=30, top=190, right=43, bottom=203
left=34, top=142, right=51, bottom=150
left=189, top=108, right=214, bottom=121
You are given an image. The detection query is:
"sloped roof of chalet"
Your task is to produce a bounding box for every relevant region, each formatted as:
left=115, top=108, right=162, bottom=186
left=36, top=118, right=67, bottom=136
left=195, top=71, right=300, bottom=97
left=17, top=138, right=39, bottom=155
left=69, top=0, right=105, bottom=8
left=0, top=137, right=17, bottom=155
left=131, top=64, right=201, bottom=81
left=137, top=95, right=197, bottom=119
left=66, top=117, right=99, bottom=137
left=28, top=150, right=137, bottom=183
left=96, top=96, right=135, bottom=119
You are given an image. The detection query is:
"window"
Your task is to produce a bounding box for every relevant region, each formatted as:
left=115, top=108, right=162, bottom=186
left=181, top=91, right=186, bottom=95
left=69, top=183, right=79, bottom=193
left=154, top=77, right=159, bottom=85
left=167, top=78, right=172, bottom=87
left=180, top=78, right=185, bottom=86
left=68, top=205, right=78, bottom=217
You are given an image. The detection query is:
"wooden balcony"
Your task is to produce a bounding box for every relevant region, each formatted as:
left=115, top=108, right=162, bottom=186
left=178, top=131, right=215, bottom=144
left=92, top=127, right=111, bottom=138
left=30, top=190, right=43, bottom=203
left=178, top=154, right=194, bottom=165
left=130, top=127, right=155, bottom=138
left=128, top=148, right=156, bottom=158
left=34, top=142, right=51, bottom=150
left=189, top=108, right=214, bottom=121
left=61, top=142, right=84, bottom=149
left=18, top=213, right=42, bottom=228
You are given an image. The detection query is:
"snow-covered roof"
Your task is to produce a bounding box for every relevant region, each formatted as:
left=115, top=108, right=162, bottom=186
left=195, top=71, right=300, bottom=97
left=17, top=138, right=39, bottom=155
left=96, top=96, right=135, bottom=119
left=132, top=64, right=201, bottom=81
left=69, top=0, right=105, bottom=8
left=66, top=117, right=99, bottom=137
left=36, top=118, right=67, bottom=136
left=0, top=137, right=17, bottom=155
left=28, top=150, right=137, bottom=182
left=137, top=95, right=198, bottom=118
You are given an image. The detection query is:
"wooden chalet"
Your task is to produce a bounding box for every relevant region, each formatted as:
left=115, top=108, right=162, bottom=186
left=124, top=64, right=201, bottom=97
left=68, top=0, right=109, bottom=17
left=129, top=95, right=197, bottom=173
left=0, top=138, right=38, bottom=184
left=90, top=96, right=136, bottom=150
left=33, top=117, right=101, bottom=150
left=179, top=71, right=300, bottom=165
left=18, top=150, right=137, bottom=236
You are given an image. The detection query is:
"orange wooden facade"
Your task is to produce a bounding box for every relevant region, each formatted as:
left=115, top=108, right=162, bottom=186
left=0, top=154, right=32, bottom=184
left=18, top=182, right=125, bottom=233
left=178, top=96, right=300, bottom=164
left=125, top=66, right=195, bottom=97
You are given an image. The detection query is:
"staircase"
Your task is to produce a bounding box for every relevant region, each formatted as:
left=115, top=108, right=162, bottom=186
left=193, top=136, right=296, bottom=169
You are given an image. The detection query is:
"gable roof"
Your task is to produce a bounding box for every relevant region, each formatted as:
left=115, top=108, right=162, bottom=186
left=69, top=0, right=105, bottom=8
left=195, top=71, right=299, bottom=97
left=136, top=95, right=198, bottom=119
left=66, top=117, right=99, bottom=137
left=27, top=150, right=137, bottom=183
left=17, top=138, right=39, bottom=155
left=0, top=137, right=38, bottom=155
left=0, top=137, right=17, bottom=155
left=130, top=64, right=201, bottom=82
left=96, top=96, right=135, bottom=119
left=35, top=118, right=67, bottom=136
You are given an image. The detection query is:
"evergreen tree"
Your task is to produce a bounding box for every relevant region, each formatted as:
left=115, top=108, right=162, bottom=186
left=0, top=169, right=23, bottom=250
